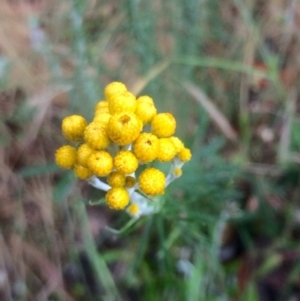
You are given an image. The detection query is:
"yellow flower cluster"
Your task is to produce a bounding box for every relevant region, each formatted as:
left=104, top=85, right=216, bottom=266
left=55, top=82, right=192, bottom=213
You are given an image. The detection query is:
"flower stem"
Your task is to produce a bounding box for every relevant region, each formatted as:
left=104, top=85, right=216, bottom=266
left=88, top=176, right=111, bottom=191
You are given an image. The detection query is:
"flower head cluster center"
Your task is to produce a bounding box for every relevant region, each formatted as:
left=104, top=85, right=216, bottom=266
left=55, top=82, right=192, bottom=216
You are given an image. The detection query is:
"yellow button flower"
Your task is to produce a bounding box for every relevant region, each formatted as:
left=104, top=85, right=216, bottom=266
left=94, top=100, right=109, bottom=113
left=178, top=147, right=192, bottom=162
left=62, top=115, right=87, bottom=142
left=137, top=95, right=154, bottom=105
left=107, top=112, right=142, bottom=146
left=104, top=82, right=127, bottom=101
left=84, top=121, right=110, bottom=150
left=151, top=113, right=176, bottom=138
left=133, top=133, right=159, bottom=163
left=77, top=143, right=94, bottom=167
left=127, top=203, right=140, bottom=216
left=74, top=165, right=92, bottom=179
left=108, top=91, right=137, bottom=114
left=135, top=100, right=157, bottom=125
left=93, top=112, right=111, bottom=126
left=105, top=187, right=130, bottom=210
left=107, top=171, right=126, bottom=187
left=55, top=81, right=192, bottom=215
left=55, top=145, right=77, bottom=169
left=169, top=136, right=184, bottom=154
left=173, top=167, right=182, bottom=177
left=87, top=151, right=113, bottom=177
left=114, top=150, right=138, bottom=174
left=157, top=138, right=177, bottom=162
left=138, top=167, right=166, bottom=196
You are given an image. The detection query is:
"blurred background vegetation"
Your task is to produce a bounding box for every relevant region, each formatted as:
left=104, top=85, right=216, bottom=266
left=1, top=0, right=300, bottom=300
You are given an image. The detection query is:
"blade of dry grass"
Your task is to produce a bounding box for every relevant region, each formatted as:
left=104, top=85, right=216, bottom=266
left=129, top=60, right=170, bottom=95
left=10, top=234, right=74, bottom=301
left=183, top=82, right=238, bottom=142
left=22, top=84, right=72, bottom=149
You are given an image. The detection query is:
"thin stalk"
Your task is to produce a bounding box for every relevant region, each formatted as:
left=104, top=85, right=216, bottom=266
left=75, top=201, right=122, bottom=301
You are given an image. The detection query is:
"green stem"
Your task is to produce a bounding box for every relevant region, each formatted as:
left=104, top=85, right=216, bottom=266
left=105, top=218, right=138, bottom=235
left=76, top=201, right=122, bottom=301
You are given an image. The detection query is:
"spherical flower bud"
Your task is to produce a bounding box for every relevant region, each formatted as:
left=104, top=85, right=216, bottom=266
left=77, top=143, right=94, bottom=167
left=137, top=95, right=154, bottom=105
left=151, top=113, right=176, bottom=138
left=125, top=176, right=136, bottom=188
left=157, top=138, right=177, bottom=162
left=94, top=100, right=109, bottom=112
left=107, top=112, right=142, bottom=146
left=127, top=204, right=140, bottom=216
left=84, top=121, right=110, bottom=150
left=135, top=101, right=157, bottom=125
left=107, top=171, right=126, bottom=187
left=104, top=82, right=127, bottom=101
left=74, top=165, right=92, bottom=179
left=93, top=112, right=111, bottom=126
left=105, top=187, right=130, bottom=210
left=178, top=147, right=192, bottom=162
left=133, top=133, right=159, bottom=163
left=55, top=145, right=77, bottom=169
left=138, top=167, right=166, bottom=196
left=114, top=150, right=138, bottom=174
left=173, top=167, right=182, bottom=177
left=87, top=151, right=113, bottom=177
left=108, top=91, right=137, bottom=114
left=169, top=136, right=184, bottom=154
left=95, top=106, right=110, bottom=114
left=62, top=115, right=87, bottom=142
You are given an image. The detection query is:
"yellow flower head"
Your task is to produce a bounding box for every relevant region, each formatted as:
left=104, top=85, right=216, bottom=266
left=55, top=81, right=192, bottom=216
left=107, top=171, right=126, bottom=187
left=178, top=147, right=192, bottom=162
left=77, top=143, right=94, bottom=167
left=55, top=145, right=77, bottom=169
left=138, top=167, right=166, bottom=196
left=105, top=187, right=130, bottom=210
left=137, top=95, right=154, bottom=105
left=104, top=82, right=127, bottom=101
left=94, top=100, right=109, bottom=113
left=157, top=138, right=177, bottom=162
left=133, top=132, right=159, bottom=163
left=135, top=100, right=157, bottom=125
left=87, top=151, right=113, bottom=177
left=169, top=136, right=184, bottom=154
left=127, top=203, right=140, bottom=216
left=108, top=91, right=137, bottom=114
left=173, top=167, right=182, bottom=177
left=62, top=115, right=87, bottom=142
left=151, top=113, right=176, bottom=138
left=93, top=112, right=111, bottom=126
left=114, top=150, right=138, bottom=174
left=74, top=165, right=92, bottom=179
left=84, top=121, right=110, bottom=150
left=107, top=112, right=142, bottom=146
